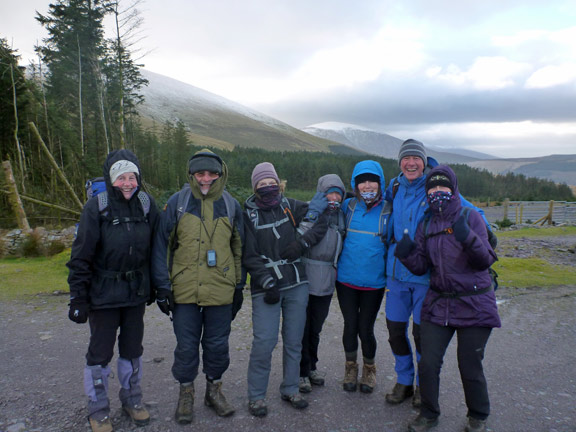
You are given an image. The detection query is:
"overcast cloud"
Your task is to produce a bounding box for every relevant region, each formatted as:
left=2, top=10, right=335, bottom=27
left=2, top=0, right=575, bottom=158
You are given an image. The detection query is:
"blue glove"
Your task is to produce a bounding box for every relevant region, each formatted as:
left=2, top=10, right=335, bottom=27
left=394, top=230, right=415, bottom=259
left=305, top=192, right=328, bottom=221
left=452, top=215, right=470, bottom=243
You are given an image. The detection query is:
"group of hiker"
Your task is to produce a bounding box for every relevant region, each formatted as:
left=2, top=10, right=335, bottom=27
left=66, top=139, right=500, bottom=432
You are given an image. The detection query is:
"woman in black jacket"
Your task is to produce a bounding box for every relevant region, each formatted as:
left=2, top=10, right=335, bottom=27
left=67, top=149, right=159, bottom=432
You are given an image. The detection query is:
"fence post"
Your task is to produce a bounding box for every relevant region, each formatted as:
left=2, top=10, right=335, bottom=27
left=548, top=201, right=554, bottom=225
left=503, top=198, right=509, bottom=221
left=520, top=203, right=524, bottom=224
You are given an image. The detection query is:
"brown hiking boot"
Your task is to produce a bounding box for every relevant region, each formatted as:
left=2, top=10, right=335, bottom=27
left=89, top=415, right=113, bottom=432
left=385, top=382, right=414, bottom=404
left=343, top=361, right=358, bottom=392
left=204, top=380, right=235, bottom=417
left=465, top=416, right=487, bottom=432
left=122, top=404, right=150, bottom=426
left=408, top=414, right=439, bottom=432
left=359, top=363, right=377, bottom=393
left=175, top=383, right=194, bottom=424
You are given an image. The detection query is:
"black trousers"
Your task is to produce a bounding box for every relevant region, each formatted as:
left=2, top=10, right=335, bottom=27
left=86, top=303, right=145, bottom=366
left=336, top=282, right=385, bottom=360
left=300, top=293, right=333, bottom=377
left=419, top=320, right=492, bottom=421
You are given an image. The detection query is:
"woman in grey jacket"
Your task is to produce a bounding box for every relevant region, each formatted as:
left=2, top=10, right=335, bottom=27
left=298, top=174, right=347, bottom=393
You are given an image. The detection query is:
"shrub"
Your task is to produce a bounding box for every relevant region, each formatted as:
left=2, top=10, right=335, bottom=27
left=46, top=240, right=66, bottom=256
left=495, top=218, right=514, bottom=228
left=19, top=231, right=44, bottom=257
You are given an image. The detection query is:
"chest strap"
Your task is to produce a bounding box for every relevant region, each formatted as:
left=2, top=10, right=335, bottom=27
left=262, top=255, right=301, bottom=282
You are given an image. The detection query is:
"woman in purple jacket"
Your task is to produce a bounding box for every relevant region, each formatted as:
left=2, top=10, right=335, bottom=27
left=394, top=165, right=500, bottom=432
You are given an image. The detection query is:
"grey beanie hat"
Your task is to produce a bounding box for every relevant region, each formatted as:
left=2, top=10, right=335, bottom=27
left=398, top=139, right=427, bottom=166
left=251, top=162, right=280, bottom=191
left=188, top=152, right=223, bottom=175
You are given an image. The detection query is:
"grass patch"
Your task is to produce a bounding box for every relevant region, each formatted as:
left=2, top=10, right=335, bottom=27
left=0, top=249, right=71, bottom=301
left=493, top=257, right=576, bottom=289
left=497, top=226, right=576, bottom=238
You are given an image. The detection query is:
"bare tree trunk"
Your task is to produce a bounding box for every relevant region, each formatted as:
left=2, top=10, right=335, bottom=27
left=9, top=64, right=26, bottom=193
left=113, top=1, right=126, bottom=149
left=2, top=160, right=30, bottom=230
left=29, top=122, right=84, bottom=211
left=77, top=35, right=85, bottom=156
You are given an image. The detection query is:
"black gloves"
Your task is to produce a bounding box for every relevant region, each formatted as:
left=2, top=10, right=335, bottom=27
left=452, top=214, right=471, bottom=243
left=156, top=288, right=175, bottom=316
left=68, top=296, right=89, bottom=324
left=232, top=287, right=244, bottom=320
left=263, top=280, right=280, bottom=305
left=280, top=240, right=304, bottom=261
left=395, top=230, right=415, bottom=259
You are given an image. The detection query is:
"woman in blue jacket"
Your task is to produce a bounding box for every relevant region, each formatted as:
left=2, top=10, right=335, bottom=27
left=395, top=165, right=500, bottom=432
left=336, top=160, right=390, bottom=394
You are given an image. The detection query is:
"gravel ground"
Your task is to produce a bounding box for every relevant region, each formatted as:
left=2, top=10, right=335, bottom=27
left=1, top=234, right=575, bottom=432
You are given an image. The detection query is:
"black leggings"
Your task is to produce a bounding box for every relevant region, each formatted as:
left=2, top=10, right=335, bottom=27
left=336, top=282, right=384, bottom=360
left=86, top=303, right=145, bottom=366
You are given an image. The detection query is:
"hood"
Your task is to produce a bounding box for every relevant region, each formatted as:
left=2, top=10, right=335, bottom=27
left=317, top=174, right=346, bottom=196
left=350, top=160, right=385, bottom=190
left=103, top=149, right=142, bottom=199
left=425, top=164, right=461, bottom=215
left=187, top=148, right=228, bottom=199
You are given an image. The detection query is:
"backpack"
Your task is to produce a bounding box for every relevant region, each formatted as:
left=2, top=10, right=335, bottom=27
left=345, top=198, right=391, bottom=243
left=423, top=207, right=499, bottom=290
left=85, top=177, right=107, bottom=199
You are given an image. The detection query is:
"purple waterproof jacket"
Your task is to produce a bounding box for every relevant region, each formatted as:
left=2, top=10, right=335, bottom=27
left=399, top=165, right=501, bottom=329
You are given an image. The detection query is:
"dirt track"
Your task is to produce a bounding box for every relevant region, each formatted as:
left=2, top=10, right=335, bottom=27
left=1, top=235, right=576, bottom=432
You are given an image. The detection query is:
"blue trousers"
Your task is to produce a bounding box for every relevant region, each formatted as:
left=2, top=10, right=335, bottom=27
left=385, top=278, right=428, bottom=385
left=247, top=283, right=308, bottom=401
left=171, top=303, right=232, bottom=383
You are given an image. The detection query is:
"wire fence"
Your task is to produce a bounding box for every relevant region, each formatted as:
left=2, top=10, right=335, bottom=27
left=481, top=200, right=576, bottom=225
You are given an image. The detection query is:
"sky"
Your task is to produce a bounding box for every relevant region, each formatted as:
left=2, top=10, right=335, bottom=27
left=2, top=0, right=576, bottom=158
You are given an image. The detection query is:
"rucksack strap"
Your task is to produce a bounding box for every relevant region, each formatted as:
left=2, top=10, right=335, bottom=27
left=98, top=190, right=150, bottom=223
left=430, top=285, right=492, bottom=299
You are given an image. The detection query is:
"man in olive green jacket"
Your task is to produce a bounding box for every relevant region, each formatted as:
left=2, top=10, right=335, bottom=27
left=152, top=149, right=244, bottom=423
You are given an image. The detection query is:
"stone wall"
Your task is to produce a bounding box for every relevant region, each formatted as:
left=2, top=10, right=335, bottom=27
left=0, top=226, right=76, bottom=256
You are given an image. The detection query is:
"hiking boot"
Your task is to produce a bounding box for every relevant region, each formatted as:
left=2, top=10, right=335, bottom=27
left=175, top=383, right=194, bottom=424
left=385, top=382, right=414, bottom=404
left=89, top=414, right=113, bottom=432
left=248, top=399, right=268, bottom=417
left=122, top=403, right=150, bottom=426
left=412, top=386, right=421, bottom=408
left=465, top=416, right=487, bottom=432
left=408, top=414, right=439, bottom=432
left=343, top=361, right=358, bottom=392
left=359, top=363, right=377, bottom=393
left=309, top=369, right=325, bottom=386
left=205, top=380, right=235, bottom=417
left=299, top=377, right=312, bottom=393
left=281, top=392, right=309, bottom=409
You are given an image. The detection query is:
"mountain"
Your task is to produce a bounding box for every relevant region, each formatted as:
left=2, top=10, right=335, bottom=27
left=302, top=122, right=485, bottom=164
left=138, top=70, right=363, bottom=155
left=467, top=155, right=576, bottom=186
left=303, top=123, right=576, bottom=186
left=137, top=72, right=575, bottom=186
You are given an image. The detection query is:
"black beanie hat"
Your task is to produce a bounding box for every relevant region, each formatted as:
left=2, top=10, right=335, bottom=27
left=426, top=174, right=453, bottom=192
left=355, top=173, right=380, bottom=186
left=188, top=152, right=223, bottom=175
